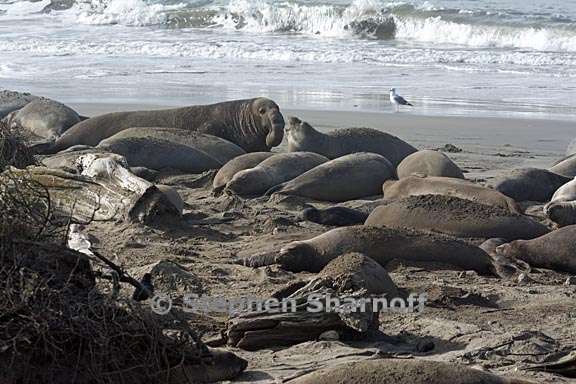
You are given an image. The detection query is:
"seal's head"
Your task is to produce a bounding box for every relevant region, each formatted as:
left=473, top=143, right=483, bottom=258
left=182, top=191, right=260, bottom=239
left=286, top=116, right=319, bottom=152
left=301, top=206, right=321, bottom=223
left=251, top=98, right=285, bottom=149
left=278, top=241, right=323, bottom=272
left=544, top=201, right=575, bottom=227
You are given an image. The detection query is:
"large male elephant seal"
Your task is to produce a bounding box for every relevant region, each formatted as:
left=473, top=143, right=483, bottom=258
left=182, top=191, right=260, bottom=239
left=267, top=152, right=396, bottom=202
left=213, top=152, right=275, bottom=194
left=396, top=149, right=464, bottom=179
left=383, top=175, right=521, bottom=213
left=365, top=195, right=549, bottom=241
left=544, top=176, right=576, bottom=226
left=96, top=132, right=236, bottom=173
left=4, top=98, right=81, bottom=140
left=288, top=359, right=534, bottom=384
left=242, top=225, right=497, bottom=275
left=495, top=225, right=576, bottom=273
left=487, top=168, right=571, bottom=202
left=286, top=117, right=416, bottom=166
left=550, top=153, right=576, bottom=178
left=34, top=98, right=285, bottom=154
left=225, top=152, right=328, bottom=197
left=98, top=127, right=245, bottom=164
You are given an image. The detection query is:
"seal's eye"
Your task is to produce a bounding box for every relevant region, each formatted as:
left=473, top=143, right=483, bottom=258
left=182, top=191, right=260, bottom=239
left=258, top=107, right=266, bottom=115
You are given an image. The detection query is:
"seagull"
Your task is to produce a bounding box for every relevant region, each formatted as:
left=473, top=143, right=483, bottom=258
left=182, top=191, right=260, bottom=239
left=389, top=88, right=413, bottom=112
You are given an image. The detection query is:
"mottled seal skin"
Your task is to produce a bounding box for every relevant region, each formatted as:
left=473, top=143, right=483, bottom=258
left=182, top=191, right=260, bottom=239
left=243, top=225, right=495, bottom=275
left=286, top=116, right=416, bottom=166
left=544, top=176, right=576, bottom=226
left=383, top=175, right=522, bottom=214
left=487, top=168, right=571, bottom=202
left=6, top=98, right=80, bottom=140
left=550, top=153, right=576, bottom=178
left=97, top=133, right=224, bottom=173
left=35, top=98, right=285, bottom=154
left=365, top=195, right=550, bottom=241
left=267, top=152, right=396, bottom=203
left=496, top=225, right=576, bottom=274
left=98, top=127, right=245, bottom=164
left=288, top=359, right=535, bottom=384
left=396, top=149, right=464, bottom=179
left=213, top=152, right=275, bottom=194
left=225, top=152, right=328, bottom=197
left=301, top=206, right=369, bottom=226
left=0, top=90, right=39, bottom=119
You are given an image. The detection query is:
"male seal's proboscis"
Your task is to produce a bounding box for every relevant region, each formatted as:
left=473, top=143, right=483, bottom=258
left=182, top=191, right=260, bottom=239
left=34, top=97, right=285, bottom=154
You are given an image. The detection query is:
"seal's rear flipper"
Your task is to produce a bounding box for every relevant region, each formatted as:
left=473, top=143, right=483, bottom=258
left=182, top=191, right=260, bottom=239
left=235, top=251, right=278, bottom=268
left=264, top=182, right=287, bottom=196
left=490, top=252, right=531, bottom=279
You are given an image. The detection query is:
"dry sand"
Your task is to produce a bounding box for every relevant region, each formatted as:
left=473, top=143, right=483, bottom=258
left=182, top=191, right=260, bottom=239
left=70, top=103, right=576, bottom=383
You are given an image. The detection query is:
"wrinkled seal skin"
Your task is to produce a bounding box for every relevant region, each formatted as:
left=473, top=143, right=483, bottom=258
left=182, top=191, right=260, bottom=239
left=286, top=117, right=416, bottom=166
left=495, top=225, right=576, bottom=274
left=242, top=225, right=496, bottom=275
left=34, top=98, right=285, bottom=154
left=288, top=359, right=535, bottom=384
left=366, top=195, right=550, bottom=241
left=383, top=175, right=522, bottom=214
left=550, top=153, right=576, bottom=178
left=544, top=176, right=576, bottom=226
left=213, top=152, right=275, bottom=194
left=225, top=152, right=329, bottom=197
left=487, top=168, right=571, bottom=202
left=301, top=206, right=369, bottom=226
left=396, top=149, right=464, bottom=179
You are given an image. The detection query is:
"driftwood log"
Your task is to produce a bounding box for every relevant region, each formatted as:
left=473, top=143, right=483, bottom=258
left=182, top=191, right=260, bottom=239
left=227, top=253, right=398, bottom=351
left=4, top=155, right=180, bottom=223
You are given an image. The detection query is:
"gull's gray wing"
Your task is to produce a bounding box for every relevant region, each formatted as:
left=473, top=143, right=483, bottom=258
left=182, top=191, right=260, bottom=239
left=394, top=95, right=412, bottom=105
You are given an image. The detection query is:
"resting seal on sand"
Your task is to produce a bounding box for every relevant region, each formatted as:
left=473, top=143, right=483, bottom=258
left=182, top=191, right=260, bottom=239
left=213, top=152, right=275, bottom=194
left=286, top=117, right=416, bottom=166
left=365, top=195, right=549, bottom=241
left=242, top=225, right=496, bottom=275
left=97, top=130, right=240, bottom=173
left=495, top=225, right=576, bottom=273
left=544, top=177, right=576, bottom=226
left=225, top=152, right=328, bottom=197
left=34, top=98, right=285, bottom=154
left=396, top=149, right=464, bottom=179
left=382, top=175, right=521, bottom=213
left=301, top=206, right=369, bottom=226
left=288, top=359, right=535, bottom=384
left=5, top=99, right=80, bottom=140
left=550, top=153, right=576, bottom=178
left=487, top=168, right=571, bottom=202
left=267, top=152, right=396, bottom=202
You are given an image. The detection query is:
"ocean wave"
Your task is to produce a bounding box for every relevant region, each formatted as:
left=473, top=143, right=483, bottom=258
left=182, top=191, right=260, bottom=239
left=1, top=0, right=576, bottom=52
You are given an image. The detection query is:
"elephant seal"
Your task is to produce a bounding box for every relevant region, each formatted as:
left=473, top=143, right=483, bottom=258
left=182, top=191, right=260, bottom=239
left=213, top=152, right=275, bottom=194
left=479, top=238, right=508, bottom=255
left=496, top=225, right=576, bottom=273
left=288, top=359, right=534, bottom=384
left=0, top=90, right=39, bottom=119
left=487, top=168, right=571, bottom=202
left=396, top=149, right=464, bottom=179
left=267, top=152, right=396, bottom=202
left=4, top=98, right=80, bottom=140
left=550, top=153, right=576, bottom=178
left=365, top=195, right=550, bottom=241
left=544, top=176, right=576, bottom=226
left=34, top=98, right=285, bottom=154
left=286, top=117, right=416, bottom=166
left=225, top=152, right=328, bottom=197
left=242, top=225, right=497, bottom=275
left=382, top=175, right=521, bottom=213
left=301, top=206, right=369, bottom=226
left=98, top=127, right=245, bottom=164
left=97, top=132, right=226, bottom=173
